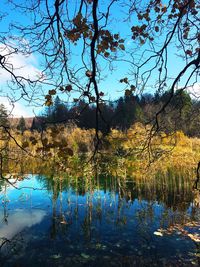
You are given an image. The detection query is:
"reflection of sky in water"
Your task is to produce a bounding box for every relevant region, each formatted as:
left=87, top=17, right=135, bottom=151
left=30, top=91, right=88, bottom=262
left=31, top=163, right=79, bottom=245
left=0, top=209, right=46, bottom=241
left=0, top=175, right=199, bottom=267
left=0, top=176, right=51, bottom=209
left=0, top=177, right=48, bottom=248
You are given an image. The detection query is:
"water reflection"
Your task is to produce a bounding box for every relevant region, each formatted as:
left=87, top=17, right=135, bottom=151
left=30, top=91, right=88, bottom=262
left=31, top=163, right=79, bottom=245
left=0, top=173, right=199, bottom=267
left=0, top=209, right=46, bottom=244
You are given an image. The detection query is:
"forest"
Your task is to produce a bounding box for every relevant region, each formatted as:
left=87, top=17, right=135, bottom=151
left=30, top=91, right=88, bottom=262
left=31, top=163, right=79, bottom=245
left=29, top=89, right=199, bottom=137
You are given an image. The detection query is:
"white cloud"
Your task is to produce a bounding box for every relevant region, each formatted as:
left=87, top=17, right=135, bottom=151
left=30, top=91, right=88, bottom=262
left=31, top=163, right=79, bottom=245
left=0, top=96, right=34, bottom=117
left=186, top=83, right=200, bottom=99
left=0, top=209, right=46, bottom=246
left=0, top=44, right=42, bottom=83
left=0, top=42, right=43, bottom=117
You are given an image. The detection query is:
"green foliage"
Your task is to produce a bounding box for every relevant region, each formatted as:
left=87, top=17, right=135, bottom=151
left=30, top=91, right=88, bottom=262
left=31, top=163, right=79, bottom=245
left=33, top=88, right=200, bottom=138
left=43, top=96, right=68, bottom=123
left=0, top=104, right=9, bottom=128
left=17, top=116, right=26, bottom=133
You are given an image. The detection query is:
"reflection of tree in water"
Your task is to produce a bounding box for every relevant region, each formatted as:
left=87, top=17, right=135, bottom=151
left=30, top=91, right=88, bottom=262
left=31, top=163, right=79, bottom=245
left=0, top=233, right=25, bottom=266
left=42, top=175, right=71, bottom=240
left=1, top=184, right=9, bottom=225
left=35, top=169, right=197, bottom=239
left=0, top=162, right=200, bottom=266
left=50, top=176, right=59, bottom=239
left=0, top=183, right=10, bottom=259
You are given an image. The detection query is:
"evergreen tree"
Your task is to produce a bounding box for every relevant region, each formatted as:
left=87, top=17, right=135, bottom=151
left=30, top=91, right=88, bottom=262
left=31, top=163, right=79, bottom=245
left=31, top=117, right=45, bottom=132
left=0, top=104, right=10, bottom=161
left=114, top=97, right=126, bottom=129
left=0, top=104, right=9, bottom=128
left=52, top=96, right=68, bottom=122
left=17, top=116, right=26, bottom=133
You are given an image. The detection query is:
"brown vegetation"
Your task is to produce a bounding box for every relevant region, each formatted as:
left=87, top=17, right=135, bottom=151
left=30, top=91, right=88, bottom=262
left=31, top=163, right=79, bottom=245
left=1, top=122, right=199, bottom=181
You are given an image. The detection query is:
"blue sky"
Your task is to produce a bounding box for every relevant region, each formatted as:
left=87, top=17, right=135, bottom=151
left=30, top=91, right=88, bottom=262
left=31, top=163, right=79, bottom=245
left=0, top=0, right=199, bottom=117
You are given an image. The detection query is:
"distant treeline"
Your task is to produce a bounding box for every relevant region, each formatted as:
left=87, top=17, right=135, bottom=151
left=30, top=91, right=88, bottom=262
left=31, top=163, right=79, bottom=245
left=31, top=89, right=200, bottom=137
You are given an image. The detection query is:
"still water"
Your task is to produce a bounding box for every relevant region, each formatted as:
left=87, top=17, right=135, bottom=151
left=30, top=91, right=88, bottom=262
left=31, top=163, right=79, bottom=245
left=0, top=174, right=200, bottom=267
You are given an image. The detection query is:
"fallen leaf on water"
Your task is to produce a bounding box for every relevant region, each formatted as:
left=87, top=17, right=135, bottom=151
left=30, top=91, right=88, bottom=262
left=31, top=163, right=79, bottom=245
left=96, top=243, right=102, bottom=249
left=81, top=253, right=90, bottom=259
left=50, top=254, right=61, bottom=259
left=154, top=231, right=163, bottom=237
left=187, top=234, right=200, bottom=242
left=60, top=220, right=67, bottom=224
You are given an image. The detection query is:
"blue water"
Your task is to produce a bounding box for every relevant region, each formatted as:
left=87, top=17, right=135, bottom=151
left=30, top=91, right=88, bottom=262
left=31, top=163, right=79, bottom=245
left=0, top=175, right=199, bottom=266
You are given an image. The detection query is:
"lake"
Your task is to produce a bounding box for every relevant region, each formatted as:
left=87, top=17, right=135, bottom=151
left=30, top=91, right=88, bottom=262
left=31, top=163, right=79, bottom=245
left=0, top=173, right=200, bottom=266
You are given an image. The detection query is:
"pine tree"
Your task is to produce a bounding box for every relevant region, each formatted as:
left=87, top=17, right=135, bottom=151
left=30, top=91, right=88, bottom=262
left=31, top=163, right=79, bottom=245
left=0, top=104, right=10, bottom=162
left=0, top=104, right=9, bottom=128
left=52, top=96, right=68, bottom=122
left=17, top=116, right=26, bottom=133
